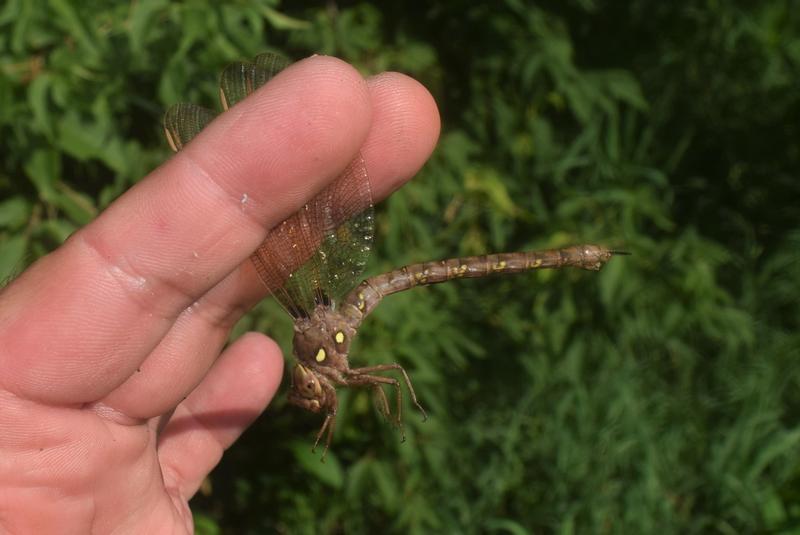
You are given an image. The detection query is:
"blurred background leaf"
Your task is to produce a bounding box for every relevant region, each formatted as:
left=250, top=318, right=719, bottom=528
left=1, top=0, right=799, bottom=533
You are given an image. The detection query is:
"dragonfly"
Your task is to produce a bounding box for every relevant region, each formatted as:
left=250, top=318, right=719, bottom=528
left=164, top=53, right=627, bottom=458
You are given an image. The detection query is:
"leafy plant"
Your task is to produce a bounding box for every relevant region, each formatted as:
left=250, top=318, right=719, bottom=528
left=2, top=1, right=799, bottom=533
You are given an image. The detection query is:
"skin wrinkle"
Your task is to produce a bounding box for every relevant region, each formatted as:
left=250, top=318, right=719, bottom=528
left=93, top=162, right=251, bottom=278
left=86, top=400, right=147, bottom=427
left=76, top=231, right=182, bottom=324
left=56, top=238, right=183, bottom=401
left=139, top=158, right=267, bottom=276
left=0, top=381, right=77, bottom=416
left=0, top=291, right=149, bottom=405
left=175, top=113, right=269, bottom=221
left=100, top=302, right=235, bottom=419
left=163, top=485, right=193, bottom=534
left=159, top=157, right=271, bottom=275
left=99, top=259, right=266, bottom=417
left=158, top=408, right=223, bottom=500
left=183, top=284, right=252, bottom=332
left=72, top=153, right=268, bottom=351
left=171, top=145, right=266, bottom=230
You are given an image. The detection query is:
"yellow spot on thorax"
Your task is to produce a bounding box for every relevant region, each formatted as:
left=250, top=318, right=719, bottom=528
left=315, top=348, right=326, bottom=362
left=335, top=331, right=345, bottom=344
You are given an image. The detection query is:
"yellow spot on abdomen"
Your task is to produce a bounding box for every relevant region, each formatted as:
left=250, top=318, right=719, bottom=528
left=532, top=258, right=543, bottom=268
left=494, top=260, right=507, bottom=271
left=315, top=348, right=326, bottom=362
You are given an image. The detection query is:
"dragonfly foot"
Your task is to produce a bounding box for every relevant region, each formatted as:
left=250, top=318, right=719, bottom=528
left=311, top=443, right=329, bottom=463
left=311, top=412, right=335, bottom=462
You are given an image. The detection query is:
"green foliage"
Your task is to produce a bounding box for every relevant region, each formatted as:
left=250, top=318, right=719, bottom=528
left=2, top=0, right=800, bottom=533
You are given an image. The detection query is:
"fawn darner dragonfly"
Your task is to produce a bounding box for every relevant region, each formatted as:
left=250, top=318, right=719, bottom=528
left=164, top=53, right=627, bottom=458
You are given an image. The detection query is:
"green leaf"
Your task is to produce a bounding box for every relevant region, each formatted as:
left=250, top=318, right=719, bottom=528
left=35, top=218, right=76, bottom=244
left=56, top=111, right=105, bottom=161
left=48, top=0, right=100, bottom=59
left=601, top=70, right=648, bottom=110
left=291, top=440, right=344, bottom=489
left=261, top=5, right=310, bottom=30
left=23, top=149, right=61, bottom=204
left=0, top=235, right=28, bottom=281
left=27, top=72, right=54, bottom=138
left=370, top=460, right=399, bottom=509
left=54, top=182, right=97, bottom=225
left=193, top=513, right=222, bottom=535
left=0, top=197, right=31, bottom=229
left=464, top=167, right=519, bottom=218
left=128, top=0, right=170, bottom=55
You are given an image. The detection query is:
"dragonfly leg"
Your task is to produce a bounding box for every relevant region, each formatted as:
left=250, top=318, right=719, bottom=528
left=349, top=364, right=428, bottom=422
left=371, top=385, right=392, bottom=422
left=312, top=411, right=336, bottom=462
left=347, top=374, right=406, bottom=441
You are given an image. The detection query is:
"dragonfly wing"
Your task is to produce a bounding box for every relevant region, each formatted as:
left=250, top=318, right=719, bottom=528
left=163, top=52, right=374, bottom=319
left=307, top=154, right=374, bottom=303
left=163, top=103, right=216, bottom=152
left=251, top=206, right=322, bottom=317
left=165, top=52, right=289, bottom=151
left=219, top=53, right=290, bottom=110
left=251, top=154, right=374, bottom=318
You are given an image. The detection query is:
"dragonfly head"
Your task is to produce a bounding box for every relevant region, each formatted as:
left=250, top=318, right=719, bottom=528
left=288, top=363, right=334, bottom=414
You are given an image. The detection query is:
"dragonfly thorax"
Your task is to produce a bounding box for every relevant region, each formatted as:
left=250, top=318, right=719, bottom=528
left=292, top=305, right=357, bottom=370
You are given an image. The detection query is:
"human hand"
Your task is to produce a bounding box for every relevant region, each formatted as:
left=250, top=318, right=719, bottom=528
left=0, top=56, right=440, bottom=533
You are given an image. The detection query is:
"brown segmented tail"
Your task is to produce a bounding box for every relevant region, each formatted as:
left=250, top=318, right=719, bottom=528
left=341, top=245, right=626, bottom=323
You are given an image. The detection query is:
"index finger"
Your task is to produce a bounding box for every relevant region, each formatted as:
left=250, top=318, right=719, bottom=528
left=0, top=56, right=375, bottom=404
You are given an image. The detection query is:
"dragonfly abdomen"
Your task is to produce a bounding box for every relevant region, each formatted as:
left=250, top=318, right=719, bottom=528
left=342, top=245, right=619, bottom=322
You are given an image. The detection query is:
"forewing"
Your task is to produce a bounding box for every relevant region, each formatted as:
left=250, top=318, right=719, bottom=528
left=308, top=155, right=374, bottom=303
left=251, top=154, right=374, bottom=318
